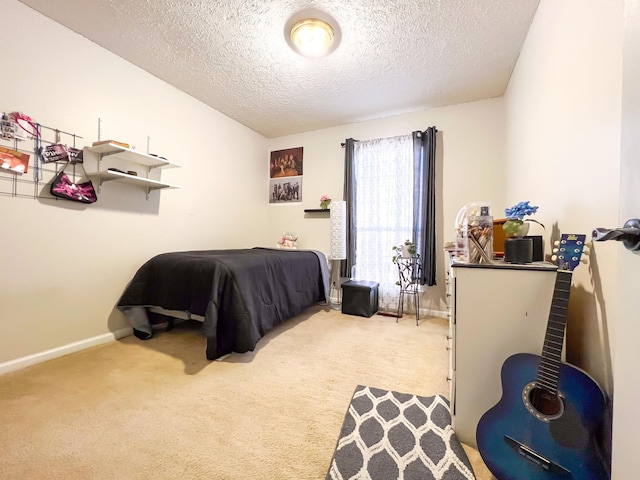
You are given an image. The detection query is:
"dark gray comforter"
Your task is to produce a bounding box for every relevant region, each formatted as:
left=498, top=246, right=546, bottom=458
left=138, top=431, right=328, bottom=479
left=117, top=248, right=329, bottom=359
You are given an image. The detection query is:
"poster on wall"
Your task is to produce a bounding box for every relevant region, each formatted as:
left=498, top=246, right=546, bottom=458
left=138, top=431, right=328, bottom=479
left=0, top=146, right=30, bottom=174
left=269, top=146, right=303, bottom=204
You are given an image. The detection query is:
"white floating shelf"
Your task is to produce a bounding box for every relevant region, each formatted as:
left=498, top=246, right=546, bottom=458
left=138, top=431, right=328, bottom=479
left=89, top=170, right=180, bottom=190
left=87, top=143, right=182, bottom=168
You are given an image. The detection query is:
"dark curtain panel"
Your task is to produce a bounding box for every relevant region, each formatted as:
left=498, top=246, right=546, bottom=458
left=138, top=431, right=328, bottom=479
left=342, top=138, right=357, bottom=278
left=412, top=127, right=437, bottom=286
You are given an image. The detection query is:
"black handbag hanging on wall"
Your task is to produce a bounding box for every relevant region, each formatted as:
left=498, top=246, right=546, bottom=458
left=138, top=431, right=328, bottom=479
left=50, top=160, right=97, bottom=204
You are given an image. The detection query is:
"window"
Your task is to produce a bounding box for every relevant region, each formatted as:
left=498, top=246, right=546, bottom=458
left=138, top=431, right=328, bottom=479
left=352, top=134, right=414, bottom=312
left=344, top=127, right=437, bottom=316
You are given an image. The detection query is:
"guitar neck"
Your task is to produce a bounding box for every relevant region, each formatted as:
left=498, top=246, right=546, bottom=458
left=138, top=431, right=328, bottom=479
left=536, top=270, right=573, bottom=394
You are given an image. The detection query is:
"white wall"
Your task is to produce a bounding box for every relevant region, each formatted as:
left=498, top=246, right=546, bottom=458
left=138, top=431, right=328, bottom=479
left=504, top=1, right=623, bottom=470
left=0, top=0, right=269, bottom=366
left=267, top=98, right=507, bottom=315
left=504, top=0, right=622, bottom=397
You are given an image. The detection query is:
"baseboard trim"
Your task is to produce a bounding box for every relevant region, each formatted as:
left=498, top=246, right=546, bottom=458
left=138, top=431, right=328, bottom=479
left=381, top=308, right=448, bottom=320
left=0, top=327, right=133, bottom=376
left=421, top=308, right=448, bottom=319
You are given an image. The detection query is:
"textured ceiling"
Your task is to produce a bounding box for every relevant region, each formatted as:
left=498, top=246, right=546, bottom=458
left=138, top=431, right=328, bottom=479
left=18, top=0, right=539, bottom=138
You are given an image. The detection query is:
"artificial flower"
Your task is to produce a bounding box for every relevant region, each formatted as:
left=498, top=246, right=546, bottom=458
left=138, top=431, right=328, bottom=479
left=503, top=201, right=544, bottom=236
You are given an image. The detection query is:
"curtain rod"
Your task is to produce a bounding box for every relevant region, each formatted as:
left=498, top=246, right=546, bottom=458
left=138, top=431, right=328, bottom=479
left=340, top=126, right=437, bottom=147
left=415, top=126, right=438, bottom=137
left=340, top=139, right=359, bottom=148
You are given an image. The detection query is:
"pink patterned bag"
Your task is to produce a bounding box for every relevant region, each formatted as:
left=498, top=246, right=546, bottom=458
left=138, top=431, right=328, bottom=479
left=50, top=161, right=97, bottom=204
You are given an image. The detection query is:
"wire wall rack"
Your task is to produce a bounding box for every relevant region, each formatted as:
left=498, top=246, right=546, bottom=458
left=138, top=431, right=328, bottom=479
left=0, top=115, right=83, bottom=201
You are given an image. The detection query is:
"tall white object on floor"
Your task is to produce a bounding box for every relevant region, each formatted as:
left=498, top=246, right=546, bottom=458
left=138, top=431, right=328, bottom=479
left=329, top=201, right=347, bottom=309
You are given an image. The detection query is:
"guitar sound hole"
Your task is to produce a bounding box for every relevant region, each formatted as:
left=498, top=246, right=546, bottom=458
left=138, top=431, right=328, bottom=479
left=529, top=387, right=562, bottom=416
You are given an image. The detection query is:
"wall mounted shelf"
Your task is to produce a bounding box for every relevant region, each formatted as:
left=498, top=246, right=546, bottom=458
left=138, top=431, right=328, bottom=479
left=87, top=143, right=182, bottom=169
left=85, top=140, right=181, bottom=199
left=88, top=170, right=180, bottom=191
left=304, top=209, right=330, bottom=213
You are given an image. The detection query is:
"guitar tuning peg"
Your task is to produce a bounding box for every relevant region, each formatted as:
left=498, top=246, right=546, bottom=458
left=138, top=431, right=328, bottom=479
left=551, top=255, right=558, bottom=262
left=585, top=241, right=593, bottom=248
left=582, top=247, right=590, bottom=255
left=581, top=257, right=588, bottom=264
left=552, top=248, right=559, bottom=254
left=553, top=240, right=560, bottom=247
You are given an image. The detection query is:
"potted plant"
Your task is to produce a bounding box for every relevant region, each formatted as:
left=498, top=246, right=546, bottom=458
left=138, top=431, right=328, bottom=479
left=503, top=201, right=544, bottom=237
left=502, top=201, right=545, bottom=264
left=319, top=194, right=331, bottom=210
left=392, top=239, right=419, bottom=263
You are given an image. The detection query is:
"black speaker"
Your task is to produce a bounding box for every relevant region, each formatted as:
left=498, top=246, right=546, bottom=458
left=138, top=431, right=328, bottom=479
left=524, top=235, right=544, bottom=261
left=504, top=237, right=533, bottom=264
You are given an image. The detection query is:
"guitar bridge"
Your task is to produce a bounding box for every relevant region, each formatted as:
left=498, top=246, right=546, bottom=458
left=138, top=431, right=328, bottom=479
left=504, top=436, right=571, bottom=477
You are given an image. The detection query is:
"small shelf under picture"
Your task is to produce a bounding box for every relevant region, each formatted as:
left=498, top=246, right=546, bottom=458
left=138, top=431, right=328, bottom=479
left=304, top=208, right=331, bottom=213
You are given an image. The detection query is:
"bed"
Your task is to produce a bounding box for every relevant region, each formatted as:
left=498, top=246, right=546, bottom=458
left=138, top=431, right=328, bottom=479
left=117, top=247, right=330, bottom=360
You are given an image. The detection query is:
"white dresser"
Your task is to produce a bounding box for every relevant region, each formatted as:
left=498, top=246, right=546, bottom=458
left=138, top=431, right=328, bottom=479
left=447, top=261, right=558, bottom=446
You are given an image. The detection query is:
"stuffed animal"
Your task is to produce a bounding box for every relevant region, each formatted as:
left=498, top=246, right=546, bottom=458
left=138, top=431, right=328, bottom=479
left=276, top=232, right=298, bottom=249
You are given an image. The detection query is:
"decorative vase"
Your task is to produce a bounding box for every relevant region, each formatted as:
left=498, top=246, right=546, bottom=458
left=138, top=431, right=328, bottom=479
left=320, top=199, right=331, bottom=210
left=401, top=245, right=415, bottom=258
left=514, top=222, right=530, bottom=237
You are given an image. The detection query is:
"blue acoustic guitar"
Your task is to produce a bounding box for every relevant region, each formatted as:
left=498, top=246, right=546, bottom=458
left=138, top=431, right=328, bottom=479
left=476, top=234, right=610, bottom=480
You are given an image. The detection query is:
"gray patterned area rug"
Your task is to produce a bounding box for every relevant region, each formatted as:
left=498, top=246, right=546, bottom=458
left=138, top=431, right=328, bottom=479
left=326, top=385, right=476, bottom=480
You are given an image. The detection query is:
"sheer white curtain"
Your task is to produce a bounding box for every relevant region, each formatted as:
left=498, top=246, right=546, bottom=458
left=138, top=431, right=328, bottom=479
left=353, top=134, right=413, bottom=312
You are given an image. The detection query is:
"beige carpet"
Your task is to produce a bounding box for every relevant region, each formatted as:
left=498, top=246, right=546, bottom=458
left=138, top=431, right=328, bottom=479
left=0, top=307, right=493, bottom=480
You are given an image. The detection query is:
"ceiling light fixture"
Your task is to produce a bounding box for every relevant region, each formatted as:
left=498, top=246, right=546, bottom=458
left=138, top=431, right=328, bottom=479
left=285, top=9, right=341, bottom=58
left=290, top=18, right=334, bottom=57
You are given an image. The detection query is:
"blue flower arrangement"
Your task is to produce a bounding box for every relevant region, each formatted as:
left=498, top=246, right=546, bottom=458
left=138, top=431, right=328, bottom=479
left=503, top=201, right=544, bottom=237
